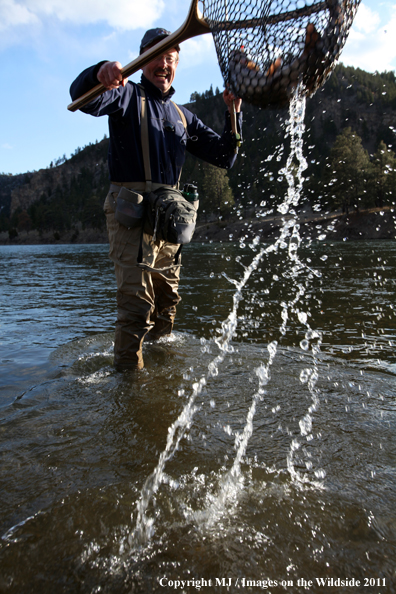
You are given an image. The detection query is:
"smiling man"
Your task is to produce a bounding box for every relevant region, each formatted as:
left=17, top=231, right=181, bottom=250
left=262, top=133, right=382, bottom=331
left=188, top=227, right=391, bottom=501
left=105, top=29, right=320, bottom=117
left=70, top=28, right=242, bottom=372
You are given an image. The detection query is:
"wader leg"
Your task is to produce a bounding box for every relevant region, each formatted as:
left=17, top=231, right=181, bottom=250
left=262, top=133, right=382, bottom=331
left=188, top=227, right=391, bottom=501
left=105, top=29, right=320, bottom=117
left=105, top=192, right=157, bottom=370
left=114, top=291, right=151, bottom=370
left=104, top=191, right=183, bottom=368
left=148, top=243, right=181, bottom=340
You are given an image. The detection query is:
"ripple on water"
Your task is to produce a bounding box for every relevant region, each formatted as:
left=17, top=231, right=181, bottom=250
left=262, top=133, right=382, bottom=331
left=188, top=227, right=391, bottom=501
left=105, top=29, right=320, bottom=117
left=1, top=329, right=395, bottom=592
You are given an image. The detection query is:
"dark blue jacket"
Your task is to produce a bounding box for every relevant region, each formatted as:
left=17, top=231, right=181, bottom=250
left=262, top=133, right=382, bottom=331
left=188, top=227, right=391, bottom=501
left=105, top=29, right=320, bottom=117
left=70, top=64, right=242, bottom=185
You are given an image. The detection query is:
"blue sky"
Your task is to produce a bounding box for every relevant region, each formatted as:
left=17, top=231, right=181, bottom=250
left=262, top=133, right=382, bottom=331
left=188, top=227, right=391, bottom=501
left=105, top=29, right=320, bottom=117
left=1, top=0, right=395, bottom=175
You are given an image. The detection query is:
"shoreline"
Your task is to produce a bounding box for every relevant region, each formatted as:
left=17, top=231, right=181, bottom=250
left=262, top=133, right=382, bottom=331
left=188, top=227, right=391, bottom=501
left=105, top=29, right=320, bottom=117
left=1, top=207, right=395, bottom=246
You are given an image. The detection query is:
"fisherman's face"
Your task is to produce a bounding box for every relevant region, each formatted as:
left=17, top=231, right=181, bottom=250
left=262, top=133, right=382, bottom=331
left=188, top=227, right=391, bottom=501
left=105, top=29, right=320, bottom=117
left=142, top=48, right=179, bottom=94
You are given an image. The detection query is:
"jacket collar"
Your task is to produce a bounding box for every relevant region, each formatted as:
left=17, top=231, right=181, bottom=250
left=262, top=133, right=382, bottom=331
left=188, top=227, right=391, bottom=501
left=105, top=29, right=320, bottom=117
left=140, top=74, right=176, bottom=102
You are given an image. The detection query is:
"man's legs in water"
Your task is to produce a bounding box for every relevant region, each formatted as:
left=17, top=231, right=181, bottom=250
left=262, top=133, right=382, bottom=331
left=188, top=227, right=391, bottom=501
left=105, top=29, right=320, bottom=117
left=104, top=191, right=181, bottom=369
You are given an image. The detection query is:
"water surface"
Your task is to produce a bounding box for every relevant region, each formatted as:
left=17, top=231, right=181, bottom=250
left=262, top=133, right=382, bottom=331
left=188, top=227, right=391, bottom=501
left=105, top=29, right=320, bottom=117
left=0, top=241, right=395, bottom=593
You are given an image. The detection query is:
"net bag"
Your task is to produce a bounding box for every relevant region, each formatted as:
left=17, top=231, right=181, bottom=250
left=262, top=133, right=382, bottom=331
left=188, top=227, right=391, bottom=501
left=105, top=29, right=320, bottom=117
left=203, top=0, right=360, bottom=108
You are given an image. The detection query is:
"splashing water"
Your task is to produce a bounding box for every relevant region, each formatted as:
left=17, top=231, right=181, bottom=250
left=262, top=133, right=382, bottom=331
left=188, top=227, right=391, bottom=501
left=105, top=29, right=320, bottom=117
left=196, top=87, right=325, bottom=527
left=130, top=241, right=271, bottom=546
left=129, top=86, right=325, bottom=547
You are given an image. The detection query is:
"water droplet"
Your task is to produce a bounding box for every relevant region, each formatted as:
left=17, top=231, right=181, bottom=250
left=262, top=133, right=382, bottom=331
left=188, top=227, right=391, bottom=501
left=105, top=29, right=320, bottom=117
left=300, top=368, right=311, bottom=383
left=256, top=365, right=270, bottom=385
left=299, top=414, right=312, bottom=436
left=298, top=311, right=308, bottom=324
left=277, top=203, right=289, bottom=215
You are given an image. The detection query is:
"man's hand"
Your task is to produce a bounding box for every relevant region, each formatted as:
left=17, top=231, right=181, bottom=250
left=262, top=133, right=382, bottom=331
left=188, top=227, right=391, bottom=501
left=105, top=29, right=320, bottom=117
left=223, top=88, right=242, bottom=113
left=97, top=61, right=128, bottom=90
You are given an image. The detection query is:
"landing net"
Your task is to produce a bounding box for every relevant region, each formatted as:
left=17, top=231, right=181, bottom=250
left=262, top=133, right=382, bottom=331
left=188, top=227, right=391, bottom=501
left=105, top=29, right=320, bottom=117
left=203, top=0, right=360, bottom=107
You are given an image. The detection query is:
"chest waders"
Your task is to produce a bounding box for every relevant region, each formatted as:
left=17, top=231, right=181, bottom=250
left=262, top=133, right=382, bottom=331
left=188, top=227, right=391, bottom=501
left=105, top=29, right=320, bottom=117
left=112, top=86, right=190, bottom=273
left=108, top=90, right=189, bottom=370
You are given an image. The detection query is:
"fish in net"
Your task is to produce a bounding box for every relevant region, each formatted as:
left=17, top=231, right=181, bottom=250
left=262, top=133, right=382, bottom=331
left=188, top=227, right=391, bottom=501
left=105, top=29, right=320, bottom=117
left=204, top=0, right=361, bottom=108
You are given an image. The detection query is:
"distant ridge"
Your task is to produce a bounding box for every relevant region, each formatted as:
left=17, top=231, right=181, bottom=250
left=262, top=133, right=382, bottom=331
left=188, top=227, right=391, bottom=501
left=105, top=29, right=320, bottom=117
left=1, top=64, right=395, bottom=242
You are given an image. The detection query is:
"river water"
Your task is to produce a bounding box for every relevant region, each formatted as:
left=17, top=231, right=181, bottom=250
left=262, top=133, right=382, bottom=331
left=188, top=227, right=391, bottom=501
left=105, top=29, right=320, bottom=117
left=0, top=237, right=395, bottom=593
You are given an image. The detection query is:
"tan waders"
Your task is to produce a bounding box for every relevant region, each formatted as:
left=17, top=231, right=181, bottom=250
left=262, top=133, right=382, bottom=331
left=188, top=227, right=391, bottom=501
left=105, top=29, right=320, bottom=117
left=104, top=190, right=181, bottom=371
left=104, top=85, right=187, bottom=371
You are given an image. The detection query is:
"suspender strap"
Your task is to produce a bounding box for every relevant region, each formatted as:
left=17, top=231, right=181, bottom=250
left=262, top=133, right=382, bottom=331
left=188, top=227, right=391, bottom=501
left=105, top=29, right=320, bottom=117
left=139, top=86, right=153, bottom=193
left=170, top=101, right=186, bottom=188
left=138, top=84, right=187, bottom=192
left=133, top=85, right=188, bottom=271
left=171, top=101, right=187, bottom=130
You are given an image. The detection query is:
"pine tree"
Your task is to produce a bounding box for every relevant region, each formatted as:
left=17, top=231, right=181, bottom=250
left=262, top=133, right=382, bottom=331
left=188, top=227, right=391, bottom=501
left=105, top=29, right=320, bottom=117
left=324, top=127, right=370, bottom=214
left=369, top=141, right=396, bottom=207
left=202, top=164, right=235, bottom=221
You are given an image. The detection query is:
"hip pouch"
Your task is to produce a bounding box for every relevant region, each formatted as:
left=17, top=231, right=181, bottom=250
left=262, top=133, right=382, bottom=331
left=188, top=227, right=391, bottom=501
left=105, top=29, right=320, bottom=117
left=114, top=187, right=145, bottom=229
left=144, top=187, right=198, bottom=245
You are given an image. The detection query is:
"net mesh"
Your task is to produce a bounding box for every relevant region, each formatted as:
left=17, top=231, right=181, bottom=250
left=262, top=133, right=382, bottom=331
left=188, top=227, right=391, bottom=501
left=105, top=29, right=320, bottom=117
left=202, top=0, right=360, bottom=107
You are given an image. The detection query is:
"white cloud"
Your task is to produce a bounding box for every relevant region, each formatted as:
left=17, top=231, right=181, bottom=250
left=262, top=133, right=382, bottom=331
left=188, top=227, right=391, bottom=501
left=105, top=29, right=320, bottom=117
left=0, top=0, right=165, bottom=31
left=339, top=2, right=396, bottom=72
left=352, top=3, right=381, bottom=34
left=0, top=0, right=39, bottom=30
left=1, top=143, right=13, bottom=149
left=178, top=34, right=217, bottom=68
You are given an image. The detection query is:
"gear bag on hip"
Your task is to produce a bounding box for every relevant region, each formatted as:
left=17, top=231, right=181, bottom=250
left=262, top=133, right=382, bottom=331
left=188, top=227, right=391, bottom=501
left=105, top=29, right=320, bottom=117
left=114, top=187, right=145, bottom=229
left=145, top=186, right=197, bottom=245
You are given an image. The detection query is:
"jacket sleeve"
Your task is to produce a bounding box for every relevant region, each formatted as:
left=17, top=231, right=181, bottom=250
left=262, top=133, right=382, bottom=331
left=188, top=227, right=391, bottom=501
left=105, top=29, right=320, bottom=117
left=183, top=108, right=243, bottom=170
left=69, top=63, right=135, bottom=117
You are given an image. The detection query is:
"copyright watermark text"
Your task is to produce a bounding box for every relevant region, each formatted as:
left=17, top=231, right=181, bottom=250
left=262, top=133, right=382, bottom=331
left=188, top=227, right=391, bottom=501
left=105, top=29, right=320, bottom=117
left=158, top=576, right=387, bottom=589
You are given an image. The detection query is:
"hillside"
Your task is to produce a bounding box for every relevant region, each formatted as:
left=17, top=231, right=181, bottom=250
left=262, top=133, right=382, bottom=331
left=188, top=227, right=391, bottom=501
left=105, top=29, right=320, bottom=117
left=1, top=64, right=396, bottom=243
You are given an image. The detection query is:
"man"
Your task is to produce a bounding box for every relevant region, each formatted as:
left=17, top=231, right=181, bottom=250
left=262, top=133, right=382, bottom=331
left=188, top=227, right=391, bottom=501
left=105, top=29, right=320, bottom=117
left=70, top=27, right=242, bottom=371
